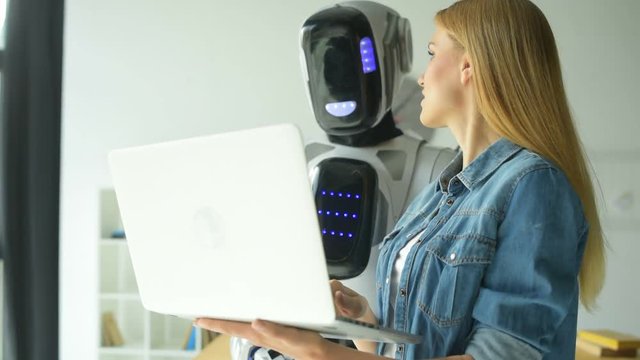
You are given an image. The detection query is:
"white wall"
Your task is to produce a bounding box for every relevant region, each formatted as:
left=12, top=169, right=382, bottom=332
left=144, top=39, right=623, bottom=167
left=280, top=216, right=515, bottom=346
left=60, top=1, right=640, bottom=358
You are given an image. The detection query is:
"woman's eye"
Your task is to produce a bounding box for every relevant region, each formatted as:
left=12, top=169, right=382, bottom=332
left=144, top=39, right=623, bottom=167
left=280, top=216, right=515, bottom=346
left=427, top=50, right=435, bottom=59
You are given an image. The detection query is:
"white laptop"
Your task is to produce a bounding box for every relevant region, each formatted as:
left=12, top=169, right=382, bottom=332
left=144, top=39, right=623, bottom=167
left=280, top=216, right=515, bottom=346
left=107, top=123, right=421, bottom=344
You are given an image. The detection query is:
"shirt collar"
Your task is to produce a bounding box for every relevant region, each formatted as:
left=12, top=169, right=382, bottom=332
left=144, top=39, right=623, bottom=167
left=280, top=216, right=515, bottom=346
left=436, top=137, right=523, bottom=193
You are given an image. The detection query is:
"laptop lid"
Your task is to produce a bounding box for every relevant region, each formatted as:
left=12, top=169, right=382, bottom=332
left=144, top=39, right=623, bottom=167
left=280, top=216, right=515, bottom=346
left=108, top=123, right=336, bottom=327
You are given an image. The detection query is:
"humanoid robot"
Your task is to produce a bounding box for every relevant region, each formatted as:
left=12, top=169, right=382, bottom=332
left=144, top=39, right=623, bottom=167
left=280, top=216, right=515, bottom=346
left=230, top=2, right=456, bottom=359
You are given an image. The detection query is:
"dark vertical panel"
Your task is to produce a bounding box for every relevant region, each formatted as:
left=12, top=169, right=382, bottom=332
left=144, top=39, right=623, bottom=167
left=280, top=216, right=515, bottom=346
left=1, top=0, right=64, bottom=358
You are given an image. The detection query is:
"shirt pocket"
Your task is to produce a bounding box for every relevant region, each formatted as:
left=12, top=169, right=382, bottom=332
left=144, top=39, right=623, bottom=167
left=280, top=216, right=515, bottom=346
left=416, top=234, right=496, bottom=327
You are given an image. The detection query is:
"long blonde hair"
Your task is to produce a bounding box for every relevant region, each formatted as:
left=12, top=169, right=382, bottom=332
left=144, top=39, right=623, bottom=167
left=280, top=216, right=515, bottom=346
left=435, top=0, right=605, bottom=311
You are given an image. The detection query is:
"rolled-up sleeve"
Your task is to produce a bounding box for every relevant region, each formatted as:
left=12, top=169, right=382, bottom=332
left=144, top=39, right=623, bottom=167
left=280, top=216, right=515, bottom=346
left=465, top=167, right=588, bottom=356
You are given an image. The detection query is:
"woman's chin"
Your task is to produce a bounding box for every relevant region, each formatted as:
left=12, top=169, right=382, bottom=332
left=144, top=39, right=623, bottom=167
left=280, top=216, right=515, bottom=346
left=419, top=114, right=439, bottom=128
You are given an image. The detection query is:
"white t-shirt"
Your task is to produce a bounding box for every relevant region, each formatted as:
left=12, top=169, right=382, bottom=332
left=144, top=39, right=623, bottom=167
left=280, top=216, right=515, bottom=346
left=382, top=229, right=427, bottom=358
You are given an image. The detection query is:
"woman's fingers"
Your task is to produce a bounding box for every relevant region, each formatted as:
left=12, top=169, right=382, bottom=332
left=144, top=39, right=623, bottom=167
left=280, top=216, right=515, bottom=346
left=329, top=279, right=344, bottom=294
left=330, top=280, right=368, bottom=319
left=195, top=318, right=257, bottom=340
left=195, top=318, right=326, bottom=359
left=251, top=319, right=299, bottom=340
left=338, top=284, right=361, bottom=297
left=335, top=290, right=365, bottom=318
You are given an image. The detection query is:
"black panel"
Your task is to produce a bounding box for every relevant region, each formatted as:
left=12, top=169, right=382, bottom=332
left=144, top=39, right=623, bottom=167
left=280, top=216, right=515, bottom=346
left=312, top=158, right=377, bottom=279
left=301, top=6, right=382, bottom=136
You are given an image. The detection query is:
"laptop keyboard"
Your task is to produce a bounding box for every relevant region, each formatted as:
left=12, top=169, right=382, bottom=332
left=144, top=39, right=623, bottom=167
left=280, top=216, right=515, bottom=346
left=336, top=316, right=381, bottom=329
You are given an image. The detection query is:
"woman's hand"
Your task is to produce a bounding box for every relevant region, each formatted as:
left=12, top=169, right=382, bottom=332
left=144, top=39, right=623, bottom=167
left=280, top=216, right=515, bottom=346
left=330, top=280, right=378, bottom=353
left=194, top=318, right=328, bottom=360
left=330, top=279, right=375, bottom=324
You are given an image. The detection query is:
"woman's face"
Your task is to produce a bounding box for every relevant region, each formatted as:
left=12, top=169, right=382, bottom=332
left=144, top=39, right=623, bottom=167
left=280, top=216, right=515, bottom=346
left=417, top=26, right=466, bottom=128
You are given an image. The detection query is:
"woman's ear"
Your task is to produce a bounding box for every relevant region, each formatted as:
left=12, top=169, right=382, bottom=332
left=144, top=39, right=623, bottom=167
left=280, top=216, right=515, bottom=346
left=460, top=53, right=473, bottom=86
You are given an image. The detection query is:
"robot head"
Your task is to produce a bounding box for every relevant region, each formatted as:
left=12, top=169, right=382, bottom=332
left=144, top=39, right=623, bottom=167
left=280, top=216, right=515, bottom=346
left=300, top=1, right=412, bottom=140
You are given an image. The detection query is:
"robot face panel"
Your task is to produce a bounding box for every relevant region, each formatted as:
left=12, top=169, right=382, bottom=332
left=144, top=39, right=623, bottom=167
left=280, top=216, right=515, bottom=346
left=311, top=158, right=377, bottom=279
left=300, top=6, right=382, bottom=136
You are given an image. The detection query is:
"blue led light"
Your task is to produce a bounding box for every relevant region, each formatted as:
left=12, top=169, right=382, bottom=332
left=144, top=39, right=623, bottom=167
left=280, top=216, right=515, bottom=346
left=325, top=101, right=357, bottom=117
left=360, top=37, right=377, bottom=74
left=318, top=210, right=322, bottom=214
left=352, top=214, right=357, bottom=219
left=343, top=213, right=348, bottom=217
left=330, top=192, right=334, bottom=196
left=321, top=191, right=326, bottom=195
left=338, top=193, right=343, bottom=197
left=322, top=228, right=356, bottom=239
left=346, top=193, right=351, bottom=198
left=335, top=212, right=339, bottom=216
left=326, top=211, right=330, bottom=215
left=355, top=194, right=360, bottom=199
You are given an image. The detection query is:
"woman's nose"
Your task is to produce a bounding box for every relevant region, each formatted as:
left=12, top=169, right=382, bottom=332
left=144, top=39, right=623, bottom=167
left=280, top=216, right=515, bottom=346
left=417, top=73, right=425, bottom=87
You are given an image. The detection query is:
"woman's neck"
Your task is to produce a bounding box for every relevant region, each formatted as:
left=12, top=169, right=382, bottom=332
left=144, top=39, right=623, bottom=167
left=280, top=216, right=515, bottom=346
left=447, top=112, right=502, bottom=170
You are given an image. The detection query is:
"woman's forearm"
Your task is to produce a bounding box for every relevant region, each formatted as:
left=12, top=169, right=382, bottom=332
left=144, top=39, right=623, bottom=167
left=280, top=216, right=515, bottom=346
left=316, top=340, right=387, bottom=360
left=351, top=306, right=379, bottom=353
left=314, top=341, right=474, bottom=360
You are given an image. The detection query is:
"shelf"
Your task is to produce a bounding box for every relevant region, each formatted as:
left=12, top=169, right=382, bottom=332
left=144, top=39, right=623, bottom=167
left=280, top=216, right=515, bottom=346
left=150, top=312, right=198, bottom=352
left=100, top=355, right=143, bottom=360
left=100, top=293, right=140, bottom=301
left=149, top=347, right=198, bottom=358
left=100, top=238, right=127, bottom=245
left=100, top=298, right=146, bottom=349
left=99, top=187, right=212, bottom=359
left=99, top=341, right=145, bottom=355
left=100, top=241, right=138, bottom=294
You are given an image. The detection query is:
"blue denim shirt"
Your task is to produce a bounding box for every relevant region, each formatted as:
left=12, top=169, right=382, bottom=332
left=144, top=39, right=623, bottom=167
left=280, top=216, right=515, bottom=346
left=375, top=137, right=589, bottom=359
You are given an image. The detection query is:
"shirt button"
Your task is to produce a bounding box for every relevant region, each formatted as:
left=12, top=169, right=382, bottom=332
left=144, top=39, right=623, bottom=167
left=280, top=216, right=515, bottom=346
left=450, top=252, right=456, bottom=261
left=386, top=277, right=390, bottom=284
left=446, top=198, right=454, bottom=205
left=399, top=288, right=406, bottom=296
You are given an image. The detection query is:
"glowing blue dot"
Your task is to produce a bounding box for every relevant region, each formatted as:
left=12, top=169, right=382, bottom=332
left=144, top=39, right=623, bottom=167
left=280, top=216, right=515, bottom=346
left=322, top=229, right=327, bottom=234
left=343, top=213, right=348, bottom=217
left=335, top=212, right=339, bottom=216
left=348, top=233, right=353, bottom=238
left=339, top=232, right=344, bottom=237
left=318, top=210, right=322, bottom=214
left=330, top=192, right=334, bottom=196
left=346, top=194, right=351, bottom=198
left=338, top=193, right=343, bottom=197
left=352, top=214, right=357, bottom=219
left=363, top=50, right=368, bottom=54
left=321, top=191, right=326, bottom=195
left=331, top=231, right=335, bottom=235
left=355, top=195, right=360, bottom=199
left=326, top=211, right=330, bottom=215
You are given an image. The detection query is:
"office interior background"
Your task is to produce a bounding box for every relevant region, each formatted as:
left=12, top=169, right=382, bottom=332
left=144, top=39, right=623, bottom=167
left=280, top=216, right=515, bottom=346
left=0, top=0, right=639, bottom=359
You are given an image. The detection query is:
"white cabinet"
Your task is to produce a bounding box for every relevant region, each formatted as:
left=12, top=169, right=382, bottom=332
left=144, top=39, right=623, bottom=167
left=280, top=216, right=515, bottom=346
left=99, top=189, right=206, bottom=360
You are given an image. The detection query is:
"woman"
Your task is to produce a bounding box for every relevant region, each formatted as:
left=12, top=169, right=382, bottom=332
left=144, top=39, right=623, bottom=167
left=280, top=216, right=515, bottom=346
left=195, top=0, right=606, bottom=358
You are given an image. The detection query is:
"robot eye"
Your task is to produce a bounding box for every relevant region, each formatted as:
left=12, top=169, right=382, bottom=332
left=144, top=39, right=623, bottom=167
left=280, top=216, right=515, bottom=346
left=359, top=37, right=377, bottom=74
